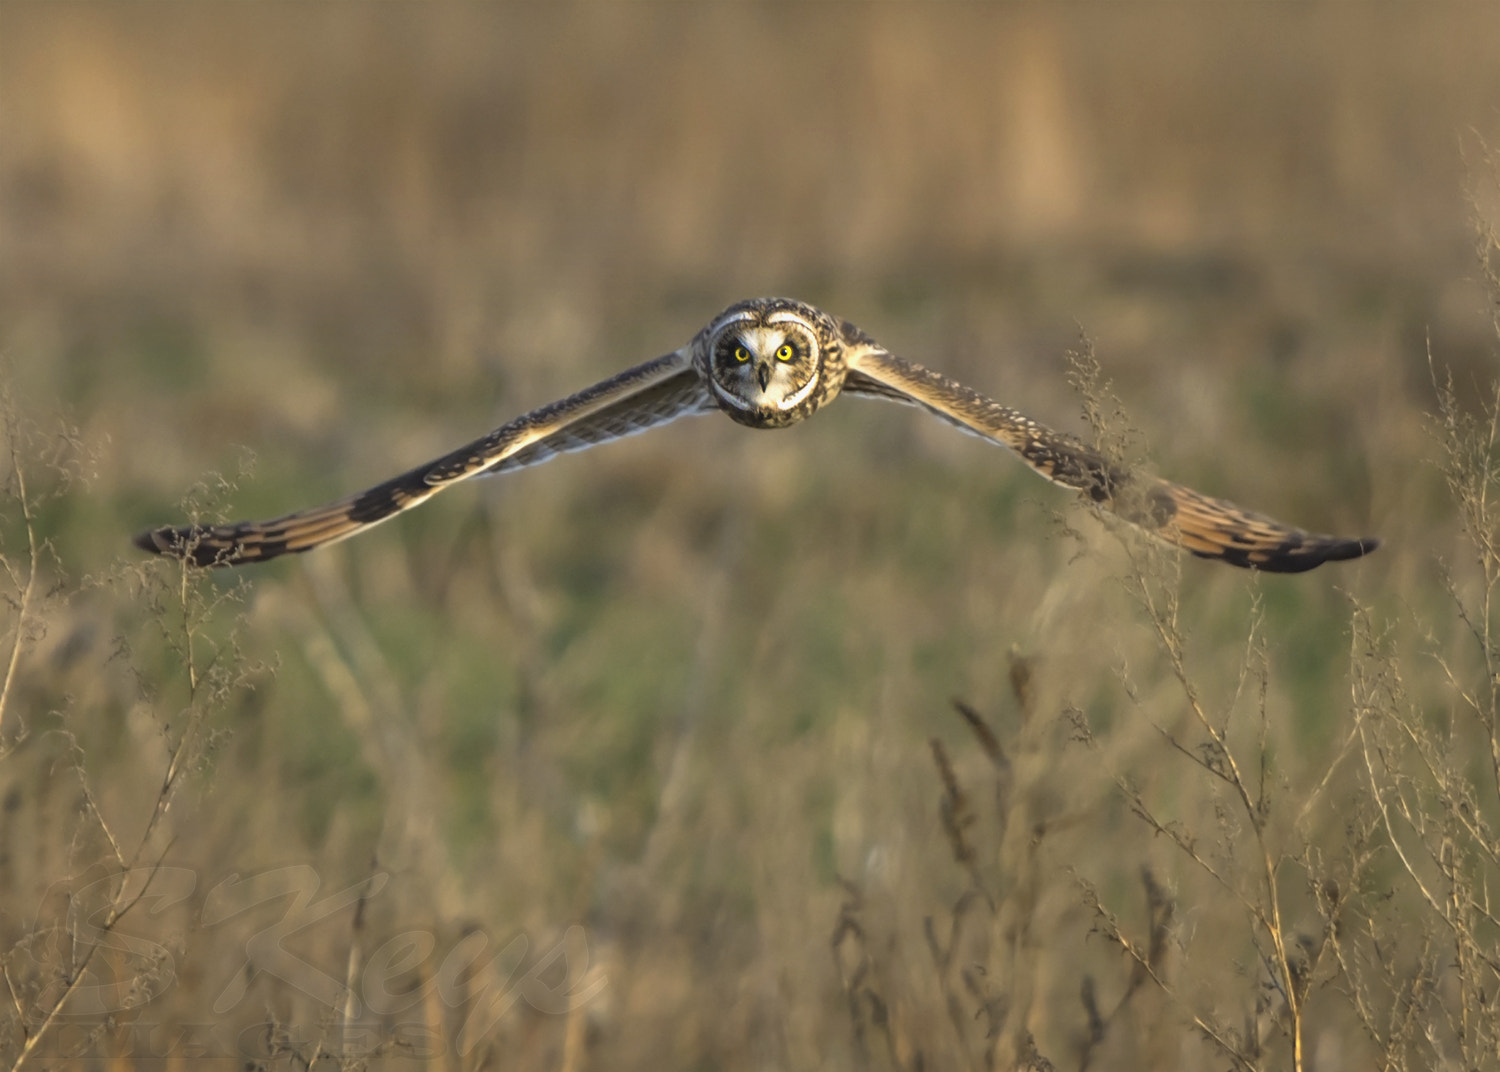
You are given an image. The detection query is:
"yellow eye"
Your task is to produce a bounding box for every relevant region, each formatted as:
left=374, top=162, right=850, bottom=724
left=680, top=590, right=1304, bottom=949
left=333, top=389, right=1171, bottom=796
left=776, top=344, right=794, bottom=361
left=733, top=346, right=750, bottom=362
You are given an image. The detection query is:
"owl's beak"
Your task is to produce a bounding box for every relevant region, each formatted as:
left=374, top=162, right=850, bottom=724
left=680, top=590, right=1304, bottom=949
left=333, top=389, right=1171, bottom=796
left=756, top=362, right=772, bottom=391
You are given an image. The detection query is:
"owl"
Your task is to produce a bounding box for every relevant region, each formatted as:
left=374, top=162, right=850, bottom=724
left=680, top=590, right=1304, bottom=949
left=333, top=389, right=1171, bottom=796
left=135, top=297, right=1378, bottom=573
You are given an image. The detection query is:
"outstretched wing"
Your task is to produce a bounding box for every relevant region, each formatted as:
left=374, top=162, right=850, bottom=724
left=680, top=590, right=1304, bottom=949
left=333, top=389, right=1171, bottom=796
left=842, top=348, right=1378, bottom=573
left=135, top=351, right=713, bottom=567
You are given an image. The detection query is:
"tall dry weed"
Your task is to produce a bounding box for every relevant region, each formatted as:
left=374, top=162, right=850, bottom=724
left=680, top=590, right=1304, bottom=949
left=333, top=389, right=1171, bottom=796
left=0, top=411, right=268, bottom=1071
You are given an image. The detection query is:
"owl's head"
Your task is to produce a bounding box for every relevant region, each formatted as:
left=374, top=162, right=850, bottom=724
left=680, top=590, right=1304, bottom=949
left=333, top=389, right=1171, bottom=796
left=699, top=298, right=837, bottom=428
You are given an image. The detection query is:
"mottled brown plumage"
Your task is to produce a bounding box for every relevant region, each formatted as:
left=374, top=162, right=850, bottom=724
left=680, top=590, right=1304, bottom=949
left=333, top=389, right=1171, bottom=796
left=134, top=297, right=1378, bottom=572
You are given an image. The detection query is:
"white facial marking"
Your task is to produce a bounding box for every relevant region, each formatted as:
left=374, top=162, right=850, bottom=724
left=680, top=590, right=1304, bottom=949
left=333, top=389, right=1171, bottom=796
left=711, top=380, right=756, bottom=410
left=773, top=368, right=819, bottom=410
left=739, top=326, right=787, bottom=354
left=712, top=310, right=758, bottom=334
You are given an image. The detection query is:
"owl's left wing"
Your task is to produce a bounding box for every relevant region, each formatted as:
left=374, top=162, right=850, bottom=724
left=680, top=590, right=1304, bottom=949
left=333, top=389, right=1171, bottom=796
left=842, top=347, right=1378, bottom=573
left=134, top=351, right=713, bottom=567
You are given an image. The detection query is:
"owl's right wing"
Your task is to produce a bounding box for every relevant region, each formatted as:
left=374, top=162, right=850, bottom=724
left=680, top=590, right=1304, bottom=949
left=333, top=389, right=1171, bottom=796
left=134, top=351, right=714, bottom=566
left=842, top=347, right=1378, bottom=573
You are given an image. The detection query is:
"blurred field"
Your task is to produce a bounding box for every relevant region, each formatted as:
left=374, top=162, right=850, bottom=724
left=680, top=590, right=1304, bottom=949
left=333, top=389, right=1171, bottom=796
left=2, top=4, right=1500, bottom=1070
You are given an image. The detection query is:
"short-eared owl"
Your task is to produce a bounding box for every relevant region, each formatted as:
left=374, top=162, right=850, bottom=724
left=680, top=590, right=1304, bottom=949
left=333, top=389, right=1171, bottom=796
left=134, top=297, right=1379, bottom=573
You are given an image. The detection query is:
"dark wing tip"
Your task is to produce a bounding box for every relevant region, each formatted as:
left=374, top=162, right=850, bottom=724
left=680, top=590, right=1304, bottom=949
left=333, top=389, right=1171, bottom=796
left=1324, top=535, right=1381, bottom=562
left=132, top=524, right=197, bottom=559
left=132, top=527, right=165, bottom=554
left=1195, top=532, right=1381, bottom=574
left=1263, top=533, right=1380, bottom=574
left=132, top=524, right=251, bottom=568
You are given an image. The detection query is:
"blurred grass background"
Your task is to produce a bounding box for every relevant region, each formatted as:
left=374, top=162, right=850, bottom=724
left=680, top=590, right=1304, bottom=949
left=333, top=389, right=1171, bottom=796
left=2, top=4, right=1498, bottom=1069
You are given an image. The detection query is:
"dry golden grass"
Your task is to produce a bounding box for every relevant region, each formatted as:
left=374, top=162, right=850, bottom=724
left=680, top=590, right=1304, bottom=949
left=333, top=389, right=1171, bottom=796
left=2, top=5, right=1499, bottom=1070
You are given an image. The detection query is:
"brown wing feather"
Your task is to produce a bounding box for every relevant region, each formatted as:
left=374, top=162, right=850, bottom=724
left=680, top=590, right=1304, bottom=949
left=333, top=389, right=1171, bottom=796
left=842, top=349, right=1378, bottom=573
left=135, top=352, right=711, bottom=567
